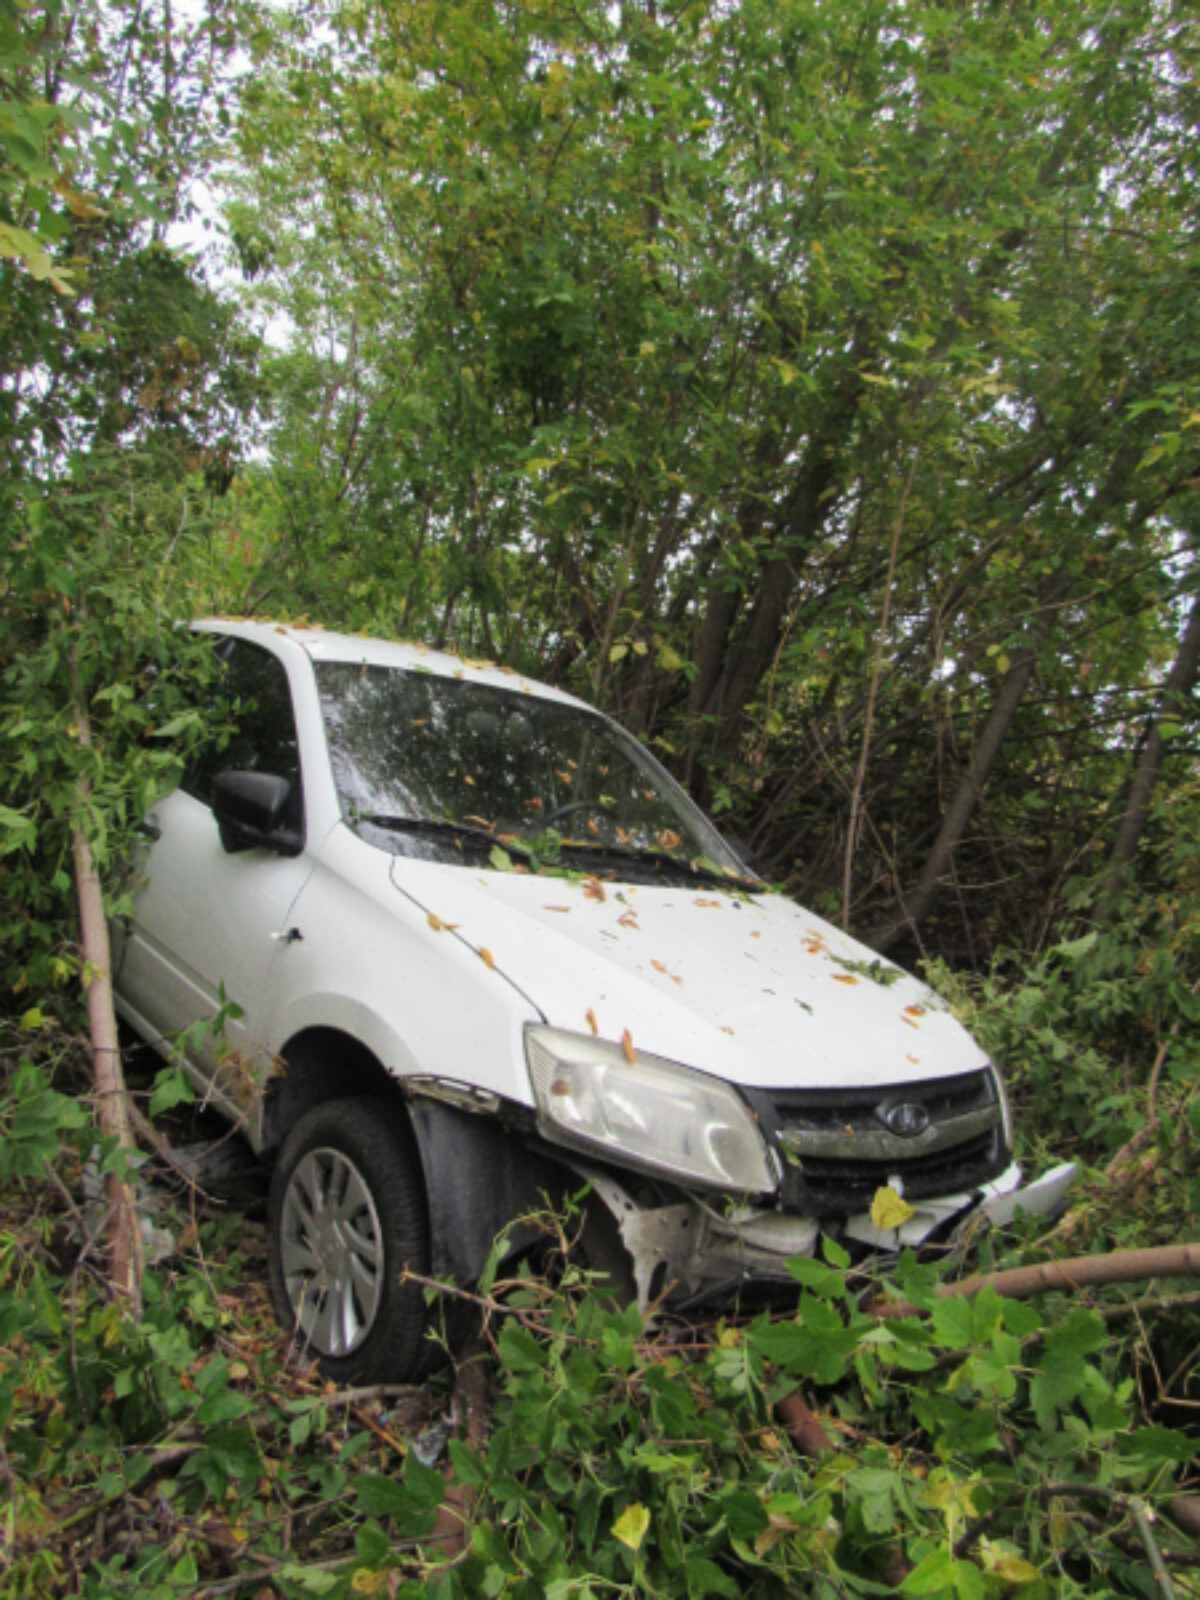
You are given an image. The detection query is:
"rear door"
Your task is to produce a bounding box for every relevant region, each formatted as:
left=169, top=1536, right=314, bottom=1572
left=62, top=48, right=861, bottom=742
left=117, top=636, right=316, bottom=1120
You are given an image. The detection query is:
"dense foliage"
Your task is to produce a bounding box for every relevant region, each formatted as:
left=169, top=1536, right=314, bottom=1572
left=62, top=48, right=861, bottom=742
left=1, top=0, right=1198, bottom=1596
left=1, top=1052, right=1197, bottom=1599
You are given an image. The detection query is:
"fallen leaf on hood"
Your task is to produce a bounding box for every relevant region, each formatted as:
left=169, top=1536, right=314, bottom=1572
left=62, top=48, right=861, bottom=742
left=463, top=814, right=494, bottom=829
left=618, top=910, right=639, bottom=930
left=750, top=931, right=762, bottom=939
left=720, top=1025, right=735, bottom=1036
left=694, top=897, right=721, bottom=908
left=426, top=913, right=458, bottom=932
left=831, top=973, right=859, bottom=985
left=543, top=905, right=571, bottom=913
left=904, top=1004, right=927, bottom=1017
left=621, top=1029, right=637, bottom=1064
left=900, top=1014, right=920, bottom=1029
left=651, top=959, right=668, bottom=973
left=583, top=877, right=607, bottom=903
left=906, top=1054, right=921, bottom=1064
left=478, top=947, right=495, bottom=969
left=586, top=1008, right=599, bottom=1037
left=870, top=1185, right=916, bottom=1230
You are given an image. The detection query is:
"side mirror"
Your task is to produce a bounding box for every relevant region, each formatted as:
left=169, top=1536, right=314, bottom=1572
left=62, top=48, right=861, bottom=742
left=212, top=770, right=302, bottom=855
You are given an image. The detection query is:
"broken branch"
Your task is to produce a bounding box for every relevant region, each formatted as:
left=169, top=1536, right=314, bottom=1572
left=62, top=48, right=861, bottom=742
left=871, top=1243, right=1200, bottom=1319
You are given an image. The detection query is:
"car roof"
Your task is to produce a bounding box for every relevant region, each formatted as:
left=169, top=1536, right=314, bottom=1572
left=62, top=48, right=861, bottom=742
left=193, top=618, right=592, bottom=710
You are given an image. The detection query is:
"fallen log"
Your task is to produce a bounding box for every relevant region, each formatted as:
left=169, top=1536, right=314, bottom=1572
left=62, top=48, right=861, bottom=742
left=870, top=1243, right=1200, bottom=1319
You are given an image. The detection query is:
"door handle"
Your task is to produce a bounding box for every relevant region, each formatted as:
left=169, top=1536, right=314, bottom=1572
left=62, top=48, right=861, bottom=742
left=138, top=815, right=161, bottom=841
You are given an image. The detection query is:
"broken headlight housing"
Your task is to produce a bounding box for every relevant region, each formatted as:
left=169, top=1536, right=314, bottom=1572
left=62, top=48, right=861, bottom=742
left=525, top=1025, right=777, bottom=1194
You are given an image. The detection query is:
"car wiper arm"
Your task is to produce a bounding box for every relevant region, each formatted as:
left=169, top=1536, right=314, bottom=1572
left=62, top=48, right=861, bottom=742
left=351, top=813, right=537, bottom=862
left=557, top=840, right=759, bottom=891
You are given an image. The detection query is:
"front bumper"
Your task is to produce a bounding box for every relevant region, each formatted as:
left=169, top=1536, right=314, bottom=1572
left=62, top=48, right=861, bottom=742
left=577, top=1159, right=1079, bottom=1307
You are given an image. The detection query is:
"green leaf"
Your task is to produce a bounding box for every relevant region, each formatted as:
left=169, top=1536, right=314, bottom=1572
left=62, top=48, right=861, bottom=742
left=355, top=1521, right=391, bottom=1564
left=784, top=1257, right=844, bottom=1297
left=931, top=1297, right=976, bottom=1351
left=902, top=1546, right=955, bottom=1594
left=355, top=1474, right=411, bottom=1517
left=149, top=1065, right=195, bottom=1117
left=0, top=803, right=36, bottom=854
left=1052, top=930, right=1098, bottom=962
left=1125, top=1426, right=1195, bottom=1462
left=488, top=845, right=514, bottom=872
left=952, top=1559, right=986, bottom=1600
left=150, top=711, right=199, bottom=739
left=718, top=1489, right=767, bottom=1540
left=195, top=1388, right=254, bottom=1425
left=1043, top=1308, right=1107, bottom=1360
left=497, top=1320, right=545, bottom=1372
left=821, top=1233, right=851, bottom=1269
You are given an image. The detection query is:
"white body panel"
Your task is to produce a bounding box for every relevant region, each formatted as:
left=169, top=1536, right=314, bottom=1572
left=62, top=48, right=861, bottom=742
left=116, top=620, right=997, bottom=1179
left=381, top=857, right=984, bottom=1095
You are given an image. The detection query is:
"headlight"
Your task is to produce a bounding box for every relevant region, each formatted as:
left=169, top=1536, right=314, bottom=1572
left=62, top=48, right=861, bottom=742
left=525, top=1025, right=777, bottom=1194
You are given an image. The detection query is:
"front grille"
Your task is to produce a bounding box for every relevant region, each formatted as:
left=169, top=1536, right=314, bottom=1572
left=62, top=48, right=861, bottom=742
left=749, top=1068, right=1008, bottom=1215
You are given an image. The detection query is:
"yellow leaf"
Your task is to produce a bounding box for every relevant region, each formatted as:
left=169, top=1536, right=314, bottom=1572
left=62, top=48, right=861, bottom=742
left=479, top=947, right=495, bottom=968
left=621, top=1028, right=637, bottom=1064
left=988, top=1551, right=1041, bottom=1585
left=585, top=1007, right=599, bottom=1036
left=611, top=1502, right=651, bottom=1551
left=870, top=1186, right=916, bottom=1230
left=427, top=912, right=443, bottom=932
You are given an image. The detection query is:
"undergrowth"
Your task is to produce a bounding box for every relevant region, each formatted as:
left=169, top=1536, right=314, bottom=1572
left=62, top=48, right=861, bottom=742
left=2, top=1018, right=1198, bottom=1600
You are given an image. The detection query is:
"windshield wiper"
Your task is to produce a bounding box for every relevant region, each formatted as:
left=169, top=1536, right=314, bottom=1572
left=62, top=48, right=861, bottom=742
left=556, top=840, right=760, bottom=892
left=351, top=813, right=537, bottom=863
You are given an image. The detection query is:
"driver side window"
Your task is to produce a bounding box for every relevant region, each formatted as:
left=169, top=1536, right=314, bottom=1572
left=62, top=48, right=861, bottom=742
left=184, top=639, right=303, bottom=818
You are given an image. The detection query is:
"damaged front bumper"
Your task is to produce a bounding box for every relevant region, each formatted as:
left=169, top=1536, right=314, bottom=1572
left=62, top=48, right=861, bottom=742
left=578, top=1159, right=1080, bottom=1307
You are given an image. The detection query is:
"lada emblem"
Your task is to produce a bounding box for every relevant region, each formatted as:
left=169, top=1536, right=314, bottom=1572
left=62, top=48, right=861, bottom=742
left=883, top=1101, right=930, bottom=1138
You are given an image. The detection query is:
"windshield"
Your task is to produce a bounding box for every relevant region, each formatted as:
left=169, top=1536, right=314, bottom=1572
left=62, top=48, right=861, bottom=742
left=315, top=662, right=745, bottom=878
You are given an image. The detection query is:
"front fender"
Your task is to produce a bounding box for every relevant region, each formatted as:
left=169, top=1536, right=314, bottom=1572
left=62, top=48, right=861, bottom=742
left=405, top=1097, right=576, bottom=1286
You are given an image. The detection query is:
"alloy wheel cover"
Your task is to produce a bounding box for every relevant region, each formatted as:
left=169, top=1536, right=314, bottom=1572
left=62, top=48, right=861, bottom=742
left=279, top=1146, right=385, bottom=1357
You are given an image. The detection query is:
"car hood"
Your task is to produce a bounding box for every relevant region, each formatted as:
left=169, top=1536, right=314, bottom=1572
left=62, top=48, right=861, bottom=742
left=386, top=855, right=988, bottom=1093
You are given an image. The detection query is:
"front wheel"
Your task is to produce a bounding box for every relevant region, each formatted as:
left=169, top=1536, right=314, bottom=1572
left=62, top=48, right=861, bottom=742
left=267, top=1096, right=431, bottom=1382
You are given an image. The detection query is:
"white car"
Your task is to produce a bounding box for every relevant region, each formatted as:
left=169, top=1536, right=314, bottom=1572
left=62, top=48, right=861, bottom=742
left=114, top=619, right=1068, bottom=1380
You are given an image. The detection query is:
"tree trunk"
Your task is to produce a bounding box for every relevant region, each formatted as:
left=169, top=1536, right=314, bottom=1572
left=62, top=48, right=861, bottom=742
left=1105, top=588, right=1200, bottom=889
left=70, top=651, right=143, bottom=1316
left=868, top=570, right=1070, bottom=951
left=868, top=646, right=1039, bottom=951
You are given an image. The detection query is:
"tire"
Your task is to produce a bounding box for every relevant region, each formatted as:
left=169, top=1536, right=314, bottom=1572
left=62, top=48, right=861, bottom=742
left=267, top=1096, right=431, bottom=1382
